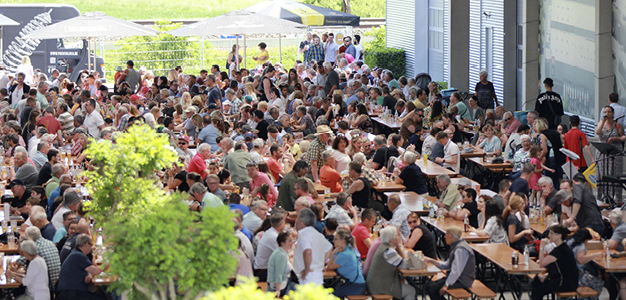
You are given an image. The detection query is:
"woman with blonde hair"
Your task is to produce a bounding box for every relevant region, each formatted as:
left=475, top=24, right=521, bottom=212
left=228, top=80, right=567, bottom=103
left=168, top=69, right=178, bottom=82
left=244, top=82, right=258, bottom=102
left=346, top=134, right=364, bottom=159
left=142, top=70, right=155, bottom=87
left=17, top=56, right=34, bottom=84
left=180, top=92, right=192, bottom=108
left=503, top=195, right=533, bottom=252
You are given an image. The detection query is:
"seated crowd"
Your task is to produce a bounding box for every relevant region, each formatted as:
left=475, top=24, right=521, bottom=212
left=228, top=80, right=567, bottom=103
left=0, top=37, right=620, bottom=300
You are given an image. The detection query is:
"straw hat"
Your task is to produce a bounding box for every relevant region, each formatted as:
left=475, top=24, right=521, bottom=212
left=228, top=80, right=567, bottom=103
left=315, top=125, right=333, bottom=135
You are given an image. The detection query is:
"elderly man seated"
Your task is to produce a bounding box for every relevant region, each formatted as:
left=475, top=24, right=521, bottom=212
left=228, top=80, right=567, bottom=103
left=425, top=226, right=476, bottom=300
left=387, top=194, right=411, bottom=240
left=56, top=233, right=106, bottom=300
left=436, top=174, right=460, bottom=210
left=243, top=199, right=269, bottom=233
left=325, top=192, right=358, bottom=229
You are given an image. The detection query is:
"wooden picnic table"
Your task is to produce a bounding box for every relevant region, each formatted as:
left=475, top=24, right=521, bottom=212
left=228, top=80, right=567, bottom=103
left=372, top=180, right=405, bottom=192
left=420, top=216, right=490, bottom=243
left=468, top=157, right=513, bottom=171
left=0, top=255, right=22, bottom=289
left=415, top=159, right=458, bottom=178
left=471, top=243, right=545, bottom=275
left=460, top=149, right=487, bottom=158
left=93, top=274, right=119, bottom=286
left=372, top=117, right=401, bottom=130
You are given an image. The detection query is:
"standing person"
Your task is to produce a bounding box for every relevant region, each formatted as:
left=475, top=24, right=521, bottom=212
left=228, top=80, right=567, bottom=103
left=8, top=72, right=30, bottom=107
left=563, top=115, right=594, bottom=172
left=306, top=125, right=333, bottom=183
left=299, top=32, right=313, bottom=62
left=424, top=226, right=476, bottom=300
left=254, top=213, right=285, bottom=282
left=308, top=36, right=325, bottom=63
left=535, top=78, right=564, bottom=130
left=353, top=34, right=364, bottom=62
left=252, top=43, right=269, bottom=66
left=343, top=36, right=356, bottom=59
left=562, top=174, right=605, bottom=234
left=531, top=225, right=578, bottom=300
left=268, top=231, right=296, bottom=297
left=595, top=105, right=625, bottom=200
left=116, top=60, right=141, bottom=93
left=294, top=208, right=332, bottom=285
left=83, top=98, right=105, bottom=139
left=609, top=92, right=626, bottom=127
left=324, top=33, right=338, bottom=64
left=474, top=70, right=497, bottom=110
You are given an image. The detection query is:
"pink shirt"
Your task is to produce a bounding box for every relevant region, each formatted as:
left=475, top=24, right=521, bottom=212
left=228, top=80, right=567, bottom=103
left=250, top=172, right=278, bottom=207
left=187, top=153, right=207, bottom=179
left=505, top=118, right=522, bottom=135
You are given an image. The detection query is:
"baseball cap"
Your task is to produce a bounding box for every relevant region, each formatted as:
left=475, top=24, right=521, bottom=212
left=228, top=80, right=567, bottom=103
left=208, top=103, right=219, bottom=110
left=7, top=179, right=23, bottom=188
left=178, top=135, right=190, bottom=143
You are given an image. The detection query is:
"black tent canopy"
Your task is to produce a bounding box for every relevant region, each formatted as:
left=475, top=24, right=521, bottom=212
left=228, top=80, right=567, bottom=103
left=244, top=0, right=360, bottom=27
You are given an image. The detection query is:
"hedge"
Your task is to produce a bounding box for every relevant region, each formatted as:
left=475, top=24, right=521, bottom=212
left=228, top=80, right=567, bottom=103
left=364, top=47, right=406, bottom=77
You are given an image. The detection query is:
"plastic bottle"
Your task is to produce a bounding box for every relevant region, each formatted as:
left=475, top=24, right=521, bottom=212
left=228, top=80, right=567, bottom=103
left=606, top=241, right=612, bottom=263
left=523, top=245, right=530, bottom=265
left=463, top=215, right=469, bottom=232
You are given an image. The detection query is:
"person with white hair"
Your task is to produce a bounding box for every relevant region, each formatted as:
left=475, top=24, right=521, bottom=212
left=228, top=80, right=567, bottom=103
left=294, top=208, right=332, bottom=285
left=608, top=208, right=626, bottom=251
left=507, top=134, right=533, bottom=180
left=425, top=226, right=476, bottom=300
left=249, top=138, right=265, bottom=163
left=366, top=226, right=415, bottom=300
left=538, top=176, right=560, bottom=218
left=474, top=70, right=497, bottom=110
left=323, top=61, right=340, bottom=98
left=8, top=240, right=50, bottom=300
left=243, top=199, right=269, bottom=233
left=21, top=226, right=61, bottom=287
left=396, top=151, right=428, bottom=196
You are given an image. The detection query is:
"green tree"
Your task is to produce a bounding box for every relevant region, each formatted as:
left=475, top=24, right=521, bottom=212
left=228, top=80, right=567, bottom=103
left=84, top=124, right=237, bottom=299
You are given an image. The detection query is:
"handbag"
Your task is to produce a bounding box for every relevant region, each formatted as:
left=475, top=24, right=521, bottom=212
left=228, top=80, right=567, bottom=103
left=324, top=248, right=361, bottom=290
left=406, top=250, right=427, bottom=270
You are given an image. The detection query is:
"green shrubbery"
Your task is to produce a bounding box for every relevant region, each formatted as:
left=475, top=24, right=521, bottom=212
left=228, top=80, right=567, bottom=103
left=362, top=25, right=406, bottom=77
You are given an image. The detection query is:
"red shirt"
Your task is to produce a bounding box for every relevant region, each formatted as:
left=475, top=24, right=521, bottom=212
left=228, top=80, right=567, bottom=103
left=37, top=115, right=62, bottom=135
left=563, top=127, right=589, bottom=168
left=188, top=153, right=207, bottom=179
left=351, top=223, right=371, bottom=259
left=266, top=157, right=283, bottom=183
left=320, top=165, right=343, bottom=193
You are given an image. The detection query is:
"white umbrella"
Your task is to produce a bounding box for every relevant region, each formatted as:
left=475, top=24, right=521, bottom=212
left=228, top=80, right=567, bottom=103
left=22, top=11, right=158, bottom=71
left=169, top=10, right=305, bottom=69
left=0, top=14, right=19, bottom=65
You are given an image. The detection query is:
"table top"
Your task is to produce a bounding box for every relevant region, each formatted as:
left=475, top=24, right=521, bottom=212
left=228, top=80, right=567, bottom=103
left=589, top=249, right=626, bottom=273
left=93, top=274, right=118, bottom=286
left=460, top=149, right=486, bottom=158
left=383, top=192, right=430, bottom=214
left=372, top=117, right=402, bottom=129
left=0, top=244, right=18, bottom=254
left=450, top=177, right=481, bottom=191
left=323, top=270, right=337, bottom=279
left=420, top=216, right=490, bottom=243
left=468, top=157, right=513, bottom=170
left=530, top=222, right=548, bottom=234
left=415, top=159, right=458, bottom=177
left=471, top=243, right=546, bottom=274
left=399, top=262, right=441, bottom=277
left=373, top=180, right=406, bottom=192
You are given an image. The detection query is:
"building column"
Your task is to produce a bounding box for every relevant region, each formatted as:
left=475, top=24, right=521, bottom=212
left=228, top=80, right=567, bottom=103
left=521, top=0, right=539, bottom=111
left=596, top=0, right=613, bottom=114
left=447, top=0, right=469, bottom=90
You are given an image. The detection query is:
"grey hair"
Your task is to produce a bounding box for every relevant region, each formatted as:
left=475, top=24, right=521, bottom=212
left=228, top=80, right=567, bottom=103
left=76, top=233, right=92, bottom=247
left=226, top=88, right=236, bottom=95
left=222, top=137, right=235, bottom=148
left=520, top=134, right=531, bottom=141
left=527, top=111, right=539, bottom=119
left=321, top=150, right=334, bottom=162
left=609, top=208, right=624, bottom=225
left=25, top=226, right=42, bottom=240
left=555, top=189, right=572, bottom=203
left=379, top=226, right=397, bottom=244
left=197, top=143, right=211, bottom=153
left=503, top=111, right=513, bottom=119
left=323, top=61, right=333, bottom=69
left=52, top=163, right=65, bottom=177
left=252, top=138, right=265, bottom=149
left=59, top=174, right=71, bottom=182
left=189, top=182, right=207, bottom=195
left=295, top=196, right=311, bottom=208
left=403, top=151, right=417, bottom=164
left=373, top=135, right=386, bottom=146
left=14, top=146, right=27, bottom=156
left=298, top=208, right=316, bottom=227
left=353, top=152, right=366, bottom=165
left=251, top=199, right=268, bottom=210
left=32, top=212, right=47, bottom=223
left=437, top=174, right=451, bottom=184
left=479, top=70, right=488, bottom=77
left=537, top=176, right=553, bottom=187
left=20, top=240, right=38, bottom=256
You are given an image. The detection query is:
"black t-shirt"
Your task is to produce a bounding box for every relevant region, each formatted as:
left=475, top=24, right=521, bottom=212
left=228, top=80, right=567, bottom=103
left=399, top=164, right=428, bottom=195
left=37, top=162, right=52, bottom=185
left=474, top=81, right=496, bottom=110
left=315, top=107, right=335, bottom=121
left=382, top=95, right=397, bottom=113
left=572, top=184, right=604, bottom=230
left=256, top=119, right=269, bottom=140
left=20, top=106, right=33, bottom=128
left=463, top=201, right=480, bottom=228
left=372, top=146, right=389, bottom=170
left=545, top=191, right=561, bottom=220
left=509, top=178, right=530, bottom=198
left=207, top=86, right=221, bottom=105
left=352, top=178, right=371, bottom=208
left=506, top=214, right=529, bottom=251
left=175, top=170, right=189, bottom=192
left=535, top=91, right=564, bottom=129
left=412, top=223, right=438, bottom=259
left=451, top=124, right=464, bottom=144
left=547, top=243, right=578, bottom=292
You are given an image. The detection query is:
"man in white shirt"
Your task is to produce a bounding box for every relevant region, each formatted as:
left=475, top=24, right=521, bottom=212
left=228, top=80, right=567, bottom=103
left=609, top=92, right=626, bottom=127
left=254, top=213, right=285, bottom=281
left=294, top=208, right=332, bottom=285
left=82, top=98, right=104, bottom=139
left=435, top=130, right=460, bottom=173
left=242, top=199, right=268, bottom=232
left=325, top=192, right=359, bottom=229
left=324, top=33, right=339, bottom=64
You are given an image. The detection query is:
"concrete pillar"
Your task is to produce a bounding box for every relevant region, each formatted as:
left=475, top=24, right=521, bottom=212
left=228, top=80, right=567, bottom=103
left=595, top=0, right=613, bottom=115
left=447, top=0, right=469, bottom=90
left=521, top=0, right=539, bottom=111
left=502, top=0, right=517, bottom=111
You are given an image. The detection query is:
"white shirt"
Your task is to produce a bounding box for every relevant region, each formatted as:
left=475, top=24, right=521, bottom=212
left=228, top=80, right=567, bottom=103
left=84, top=110, right=104, bottom=139
left=333, top=149, right=351, bottom=174
left=294, top=226, right=332, bottom=284
left=354, top=43, right=364, bottom=61
left=610, top=102, right=626, bottom=127
left=242, top=211, right=263, bottom=233
left=236, top=230, right=254, bottom=267
left=254, top=227, right=279, bottom=269
left=325, top=41, right=339, bottom=63
left=443, top=140, right=460, bottom=173
left=51, top=206, right=71, bottom=230
left=269, top=97, right=287, bottom=113
left=28, top=136, right=40, bottom=158
left=0, top=71, right=9, bottom=90
left=23, top=256, right=50, bottom=300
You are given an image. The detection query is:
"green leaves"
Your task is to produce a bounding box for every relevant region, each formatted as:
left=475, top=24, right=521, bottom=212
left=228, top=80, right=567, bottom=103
left=85, top=124, right=237, bottom=299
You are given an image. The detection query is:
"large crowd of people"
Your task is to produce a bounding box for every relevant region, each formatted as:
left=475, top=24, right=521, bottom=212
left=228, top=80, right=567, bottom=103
left=0, top=30, right=623, bottom=300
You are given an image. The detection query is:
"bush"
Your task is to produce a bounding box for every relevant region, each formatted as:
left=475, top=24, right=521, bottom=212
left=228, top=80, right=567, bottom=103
left=204, top=280, right=339, bottom=300
left=364, top=47, right=406, bottom=77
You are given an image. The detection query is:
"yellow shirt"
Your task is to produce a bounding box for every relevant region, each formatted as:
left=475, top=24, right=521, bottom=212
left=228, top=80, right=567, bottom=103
left=258, top=50, right=269, bottom=65
left=291, top=143, right=302, bottom=160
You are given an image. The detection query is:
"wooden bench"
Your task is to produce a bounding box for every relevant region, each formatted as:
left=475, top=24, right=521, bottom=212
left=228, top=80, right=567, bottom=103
left=256, top=281, right=267, bottom=292
left=576, top=286, right=599, bottom=298
left=555, top=291, right=578, bottom=299
left=371, top=295, right=394, bottom=300
left=447, top=288, right=472, bottom=300
left=346, top=296, right=368, bottom=300
left=469, top=280, right=496, bottom=299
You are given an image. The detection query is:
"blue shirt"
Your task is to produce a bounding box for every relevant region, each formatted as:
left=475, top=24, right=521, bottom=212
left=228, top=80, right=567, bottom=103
left=53, top=227, right=67, bottom=243
left=57, top=249, right=92, bottom=292
left=229, top=203, right=250, bottom=215
left=241, top=226, right=253, bottom=241
left=197, top=124, right=220, bottom=153
left=333, top=246, right=365, bottom=283
left=346, top=94, right=359, bottom=107
left=48, top=187, right=60, bottom=218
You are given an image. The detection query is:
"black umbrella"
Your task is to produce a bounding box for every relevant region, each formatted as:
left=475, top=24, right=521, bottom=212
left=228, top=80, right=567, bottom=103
left=245, top=0, right=360, bottom=27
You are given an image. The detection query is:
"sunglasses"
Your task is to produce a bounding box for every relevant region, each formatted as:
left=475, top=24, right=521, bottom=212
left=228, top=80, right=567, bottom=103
left=417, top=114, right=424, bottom=117
left=179, top=142, right=187, bottom=145
left=505, top=117, right=512, bottom=121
